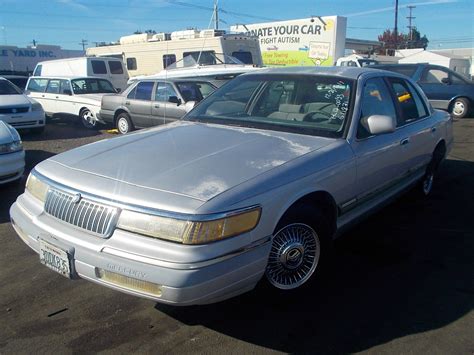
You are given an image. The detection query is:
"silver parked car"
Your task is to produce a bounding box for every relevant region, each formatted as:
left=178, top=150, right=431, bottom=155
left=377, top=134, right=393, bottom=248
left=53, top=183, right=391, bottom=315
left=100, top=78, right=216, bottom=134
left=10, top=67, right=453, bottom=306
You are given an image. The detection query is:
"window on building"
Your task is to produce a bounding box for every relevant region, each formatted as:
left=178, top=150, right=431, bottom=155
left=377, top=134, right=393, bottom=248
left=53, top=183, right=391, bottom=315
left=232, top=51, right=253, bottom=64
left=163, top=54, right=176, bottom=69
left=126, top=57, right=137, bottom=71
left=183, top=51, right=216, bottom=65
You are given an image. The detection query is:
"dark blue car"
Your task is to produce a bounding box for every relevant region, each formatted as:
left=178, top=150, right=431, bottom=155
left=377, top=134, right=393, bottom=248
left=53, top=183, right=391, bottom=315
left=373, top=63, right=474, bottom=118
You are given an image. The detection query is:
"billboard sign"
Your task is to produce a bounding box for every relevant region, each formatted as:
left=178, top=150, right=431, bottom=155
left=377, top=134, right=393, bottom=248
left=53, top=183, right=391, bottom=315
left=231, top=16, right=347, bottom=67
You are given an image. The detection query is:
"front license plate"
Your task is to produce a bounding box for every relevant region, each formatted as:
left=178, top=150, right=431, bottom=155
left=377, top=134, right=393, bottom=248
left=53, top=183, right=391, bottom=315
left=39, top=240, right=72, bottom=278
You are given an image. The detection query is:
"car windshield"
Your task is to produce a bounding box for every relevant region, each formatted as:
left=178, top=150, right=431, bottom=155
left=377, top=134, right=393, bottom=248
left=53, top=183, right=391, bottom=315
left=71, top=78, right=116, bottom=94
left=186, top=74, right=354, bottom=138
left=0, top=80, right=23, bottom=95
left=176, top=82, right=216, bottom=101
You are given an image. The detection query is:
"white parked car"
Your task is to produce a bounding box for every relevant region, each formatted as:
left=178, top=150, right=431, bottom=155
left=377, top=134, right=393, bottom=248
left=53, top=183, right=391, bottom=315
left=33, top=57, right=129, bottom=92
left=0, top=77, right=46, bottom=133
left=26, top=76, right=117, bottom=128
left=0, top=121, right=25, bottom=184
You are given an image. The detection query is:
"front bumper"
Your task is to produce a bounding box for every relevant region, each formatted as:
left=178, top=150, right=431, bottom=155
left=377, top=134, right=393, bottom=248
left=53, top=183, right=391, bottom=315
left=10, top=195, right=270, bottom=306
left=0, top=111, right=45, bottom=129
left=0, top=150, right=25, bottom=184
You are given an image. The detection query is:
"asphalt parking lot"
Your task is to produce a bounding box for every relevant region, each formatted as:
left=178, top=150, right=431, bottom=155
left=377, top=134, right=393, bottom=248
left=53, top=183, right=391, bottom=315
left=0, top=117, right=473, bottom=354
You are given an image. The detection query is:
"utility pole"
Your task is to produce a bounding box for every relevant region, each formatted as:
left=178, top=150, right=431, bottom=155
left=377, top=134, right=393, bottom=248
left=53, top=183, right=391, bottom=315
left=31, top=39, right=37, bottom=47
left=394, top=0, right=399, bottom=49
left=213, top=0, right=219, bottom=30
left=79, top=39, right=88, bottom=51
left=407, top=5, right=416, bottom=41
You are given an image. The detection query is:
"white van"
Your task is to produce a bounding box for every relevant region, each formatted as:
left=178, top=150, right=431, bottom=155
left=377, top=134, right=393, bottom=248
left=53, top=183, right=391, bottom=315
left=33, top=57, right=129, bottom=92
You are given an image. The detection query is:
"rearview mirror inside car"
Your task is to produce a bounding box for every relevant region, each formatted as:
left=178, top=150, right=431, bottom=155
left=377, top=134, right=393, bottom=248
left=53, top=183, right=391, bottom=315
left=363, top=115, right=396, bottom=135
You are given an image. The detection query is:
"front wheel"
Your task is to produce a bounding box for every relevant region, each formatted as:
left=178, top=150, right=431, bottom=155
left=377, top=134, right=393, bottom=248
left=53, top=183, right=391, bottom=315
left=266, top=222, right=321, bottom=290
left=451, top=98, right=470, bottom=119
left=80, top=108, right=97, bottom=129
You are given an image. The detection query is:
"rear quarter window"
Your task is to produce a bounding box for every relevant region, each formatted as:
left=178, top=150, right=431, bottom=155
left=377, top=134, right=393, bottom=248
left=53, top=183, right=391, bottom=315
left=108, top=61, right=124, bottom=74
left=91, top=60, right=107, bottom=74
left=27, top=78, right=49, bottom=92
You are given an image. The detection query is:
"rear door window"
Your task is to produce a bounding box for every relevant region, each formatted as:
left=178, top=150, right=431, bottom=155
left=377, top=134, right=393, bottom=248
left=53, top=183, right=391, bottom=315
left=59, top=80, right=71, bottom=94
left=27, top=78, right=49, bottom=92
left=91, top=60, right=107, bottom=74
left=108, top=61, right=124, bottom=74
left=134, top=82, right=154, bottom=101
left=388, top=78, right=428, bottom=124
left=46, top=79, right=61, bottom=94
left=420, top=68, right=449, bottom=84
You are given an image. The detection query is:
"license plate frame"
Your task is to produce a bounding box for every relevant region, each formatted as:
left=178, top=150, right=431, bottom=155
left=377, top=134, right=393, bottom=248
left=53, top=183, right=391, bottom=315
left=39, top=239, right=72, bottom=278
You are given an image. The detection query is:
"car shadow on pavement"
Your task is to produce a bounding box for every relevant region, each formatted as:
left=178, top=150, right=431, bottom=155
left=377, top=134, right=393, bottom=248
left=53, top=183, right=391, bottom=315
left=20, top=117, right=108, bottom=142
left=156, top=159, right=474, bottom=353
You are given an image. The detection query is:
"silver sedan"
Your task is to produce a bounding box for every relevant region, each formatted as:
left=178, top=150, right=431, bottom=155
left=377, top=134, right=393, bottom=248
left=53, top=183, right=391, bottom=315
left=10, top=67, right=453, bottom=305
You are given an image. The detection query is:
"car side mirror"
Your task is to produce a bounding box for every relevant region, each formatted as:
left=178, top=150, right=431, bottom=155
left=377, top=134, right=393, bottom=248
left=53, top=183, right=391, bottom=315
left=184, top=101, right=196, bottom=113
left=363, top=115, right=396, bottom=135
left=115, top=88, right=122, bottom=93
left=63, top=89, right=72, bottom=96
left=168, top=96, right=182, bottom=105
left=441, top=77, right=451, bottom=85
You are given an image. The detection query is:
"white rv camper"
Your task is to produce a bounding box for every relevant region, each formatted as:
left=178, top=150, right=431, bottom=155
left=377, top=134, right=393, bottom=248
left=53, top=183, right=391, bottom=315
left=86, top=29, right=263, bottom=77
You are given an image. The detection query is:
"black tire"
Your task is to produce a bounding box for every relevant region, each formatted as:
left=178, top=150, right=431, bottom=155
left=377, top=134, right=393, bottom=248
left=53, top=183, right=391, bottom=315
left=451, top=97, right=470, bottom=119
left=116, top=112, right=134, bottom=134
left=80, top=108, right=97, bottom=129
left=30, top=126, right=45, bottom=135
left=417, top=145, right=445, bottom=197
left=263, top=205, right=332, bottom=292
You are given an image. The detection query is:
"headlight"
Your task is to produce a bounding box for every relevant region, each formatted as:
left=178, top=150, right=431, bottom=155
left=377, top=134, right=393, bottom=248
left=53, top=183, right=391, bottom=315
left=31, top=102, right=43, bottom=112
left=0, top=140, right=23, bottom=154
left=26, top=173, right=49, bottom=203
left=117, top=207, right=261, bottom=244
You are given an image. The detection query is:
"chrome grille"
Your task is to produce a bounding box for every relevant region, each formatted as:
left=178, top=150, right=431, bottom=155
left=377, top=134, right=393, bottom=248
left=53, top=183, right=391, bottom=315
left=44, top=189, right=118, bottom=237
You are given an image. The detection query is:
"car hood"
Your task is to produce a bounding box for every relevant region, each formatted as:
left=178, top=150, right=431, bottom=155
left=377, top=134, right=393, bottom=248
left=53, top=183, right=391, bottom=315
left=43, top=121, right=334, bottom=203
left=0, top=94, right=31, bottom=108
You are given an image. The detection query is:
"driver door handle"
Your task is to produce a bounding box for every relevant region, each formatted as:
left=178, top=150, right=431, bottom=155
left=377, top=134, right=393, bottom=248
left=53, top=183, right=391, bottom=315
left=154, top=104, right=160, bottom=108
left=400, top=138, right=410, bottom=146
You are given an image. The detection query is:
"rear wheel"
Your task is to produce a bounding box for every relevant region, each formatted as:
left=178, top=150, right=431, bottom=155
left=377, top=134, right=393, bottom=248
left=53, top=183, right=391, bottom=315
left=116, top=113, right=133, bottom=134
left=418, top=144, right=445, bottom=197
left=80, top=108, right=97, bottom=129
left=451, top=98, right=470, bottom=119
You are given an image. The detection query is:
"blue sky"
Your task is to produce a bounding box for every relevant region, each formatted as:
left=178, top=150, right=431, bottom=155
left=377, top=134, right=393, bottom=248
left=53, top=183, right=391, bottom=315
left=0, top=0, right=472, bottom=50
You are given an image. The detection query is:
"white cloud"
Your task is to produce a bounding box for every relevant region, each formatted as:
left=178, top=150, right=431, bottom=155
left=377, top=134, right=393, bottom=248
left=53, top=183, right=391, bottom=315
left=56, top=0, right=89, bottom=11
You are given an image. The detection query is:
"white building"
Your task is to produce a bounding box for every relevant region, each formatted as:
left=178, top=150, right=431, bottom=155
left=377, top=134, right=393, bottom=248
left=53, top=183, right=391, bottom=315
left=398, top=49, right=471, bottom=77
left=0, top=44, right=84, bottom=74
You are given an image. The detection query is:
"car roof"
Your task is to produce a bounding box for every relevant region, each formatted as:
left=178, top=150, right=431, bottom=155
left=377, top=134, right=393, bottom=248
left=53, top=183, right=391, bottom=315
left=241, top=66, right=393, bottom=79
left=28, top=75, right=110, bottom=80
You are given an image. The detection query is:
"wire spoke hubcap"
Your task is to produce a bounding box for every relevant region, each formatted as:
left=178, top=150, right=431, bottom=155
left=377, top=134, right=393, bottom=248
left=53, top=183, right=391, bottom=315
left=266, top=223, right=320, bottom=290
